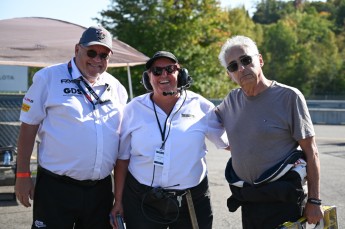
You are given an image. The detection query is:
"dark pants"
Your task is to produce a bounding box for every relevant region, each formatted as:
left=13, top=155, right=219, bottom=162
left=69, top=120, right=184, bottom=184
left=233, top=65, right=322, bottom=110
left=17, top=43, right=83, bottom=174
left=123, top=173, right=213, bottom=229
left=229, top=171, right=305, bottom=229
left=241, top=201, right=302, bottom=229
left=32, top=168, right=113, bottom=229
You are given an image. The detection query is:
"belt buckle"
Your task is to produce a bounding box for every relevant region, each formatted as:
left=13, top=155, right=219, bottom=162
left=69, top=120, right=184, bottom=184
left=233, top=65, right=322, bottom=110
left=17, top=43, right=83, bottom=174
left=166, top=191, right=176, bottom=196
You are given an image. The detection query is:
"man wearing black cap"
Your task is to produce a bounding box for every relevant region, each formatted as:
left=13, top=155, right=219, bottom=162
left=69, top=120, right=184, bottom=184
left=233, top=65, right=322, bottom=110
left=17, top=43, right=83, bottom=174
left=15, top=26, right=128, bottom=229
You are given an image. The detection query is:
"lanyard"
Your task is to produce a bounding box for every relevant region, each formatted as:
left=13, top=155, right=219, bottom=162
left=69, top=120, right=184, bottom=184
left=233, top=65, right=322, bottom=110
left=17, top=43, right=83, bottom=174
left=67, top=61, right=109, bottom=110
left=151, top=92, right=187, bottom=149
left=152, top=98, right=173, bottom=149
left=149, top=92, right=187, bottom=187
left=79, top=76, right=101, bottom=101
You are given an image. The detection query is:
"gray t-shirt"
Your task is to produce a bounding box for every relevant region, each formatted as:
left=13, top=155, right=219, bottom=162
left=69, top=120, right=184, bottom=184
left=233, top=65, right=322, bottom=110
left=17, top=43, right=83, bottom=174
left=217, top=81, right=314, bottom=184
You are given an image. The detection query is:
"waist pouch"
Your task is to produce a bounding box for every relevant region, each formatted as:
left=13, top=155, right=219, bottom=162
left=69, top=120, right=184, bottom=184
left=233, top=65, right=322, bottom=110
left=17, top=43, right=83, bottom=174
left=141, top=187, right=181, bottom=224
left=227, top=171, right=305, bottom=212
left=225, top=151, right=306, bottom=212
left=126, top=172, right=208, bottom=224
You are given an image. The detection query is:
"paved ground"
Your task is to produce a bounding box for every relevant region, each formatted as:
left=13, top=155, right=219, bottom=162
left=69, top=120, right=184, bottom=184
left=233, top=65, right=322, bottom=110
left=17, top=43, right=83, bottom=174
left=0, top=124, right=344, bottom=228
left=208, top=124, right=345, bottom=229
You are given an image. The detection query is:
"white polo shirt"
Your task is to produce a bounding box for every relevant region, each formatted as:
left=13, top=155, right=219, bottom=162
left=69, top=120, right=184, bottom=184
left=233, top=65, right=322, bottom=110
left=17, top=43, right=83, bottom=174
left=20, top=58, right=128, bottom=180
left=118, top=91, right=228, bottom=189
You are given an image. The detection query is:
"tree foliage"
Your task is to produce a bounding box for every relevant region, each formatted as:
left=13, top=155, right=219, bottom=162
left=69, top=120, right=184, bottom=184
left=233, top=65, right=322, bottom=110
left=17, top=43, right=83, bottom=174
left=253, top=0, right=295, bottom=24
left=98, top=0, right=235, bottom=98
left=262, top=11, right=340, bottom=96
left=96, top=0, right=345, bottom=99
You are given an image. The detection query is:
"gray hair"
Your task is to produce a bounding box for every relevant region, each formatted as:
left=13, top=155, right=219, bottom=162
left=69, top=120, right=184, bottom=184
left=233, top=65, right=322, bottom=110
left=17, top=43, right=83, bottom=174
left=218, top=35, right=259, bottom=68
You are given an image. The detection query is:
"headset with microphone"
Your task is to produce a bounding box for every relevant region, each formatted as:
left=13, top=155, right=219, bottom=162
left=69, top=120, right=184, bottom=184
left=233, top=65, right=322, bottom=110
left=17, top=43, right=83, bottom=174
left=141, top=68, right=193, bottom=96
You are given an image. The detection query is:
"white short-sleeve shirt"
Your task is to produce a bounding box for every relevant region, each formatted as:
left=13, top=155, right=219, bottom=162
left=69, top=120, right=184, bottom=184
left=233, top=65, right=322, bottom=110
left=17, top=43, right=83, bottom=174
left=20, top=58, right=128, bottom=180
left=118, top=91, right=228, bottom=189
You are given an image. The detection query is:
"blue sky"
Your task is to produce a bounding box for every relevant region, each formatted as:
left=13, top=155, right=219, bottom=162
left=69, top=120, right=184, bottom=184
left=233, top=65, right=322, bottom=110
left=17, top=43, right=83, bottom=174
left=0, top=0, right=326, bottom=27
left=0, top=0, right=256, bottom=27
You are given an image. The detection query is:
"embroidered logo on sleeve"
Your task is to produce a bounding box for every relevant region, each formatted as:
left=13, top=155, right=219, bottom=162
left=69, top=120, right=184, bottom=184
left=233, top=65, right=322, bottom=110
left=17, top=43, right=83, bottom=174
left=21, top=103, right=31, bottom=112
left=24, top=97, right=34, bottom=103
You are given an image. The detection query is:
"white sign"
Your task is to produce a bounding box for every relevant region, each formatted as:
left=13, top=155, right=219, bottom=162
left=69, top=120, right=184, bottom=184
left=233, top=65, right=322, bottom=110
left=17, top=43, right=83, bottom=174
left=0, top=66, right=28, bottom=92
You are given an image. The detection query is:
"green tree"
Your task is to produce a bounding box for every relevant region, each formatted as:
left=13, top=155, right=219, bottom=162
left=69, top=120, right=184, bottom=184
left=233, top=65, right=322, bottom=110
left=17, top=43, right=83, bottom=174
left=253, top=0, right=296, bottom=24
left=94, top=0, right=345, bottom=99
left=261, top=11, right=340, bottom=97
left=97, top=0, right=230, bottom=98
left=224, top=8, right=264, bottom=47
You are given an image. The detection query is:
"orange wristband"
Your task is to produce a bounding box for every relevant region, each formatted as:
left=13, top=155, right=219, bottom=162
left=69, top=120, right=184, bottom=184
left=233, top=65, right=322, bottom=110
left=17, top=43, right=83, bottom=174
left=16, top=172, right=31, bottom=178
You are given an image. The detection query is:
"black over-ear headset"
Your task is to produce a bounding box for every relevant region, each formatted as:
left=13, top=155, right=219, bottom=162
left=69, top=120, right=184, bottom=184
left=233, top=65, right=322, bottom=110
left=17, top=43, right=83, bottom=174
left=141, top=68, right=193, bottom=91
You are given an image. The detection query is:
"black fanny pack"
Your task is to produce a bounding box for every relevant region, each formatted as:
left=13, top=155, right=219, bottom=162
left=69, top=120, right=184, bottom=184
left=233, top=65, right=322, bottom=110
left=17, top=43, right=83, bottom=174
left=126, top=172, right=182, bottom=224
left=141, top=187, right=181, bottom=224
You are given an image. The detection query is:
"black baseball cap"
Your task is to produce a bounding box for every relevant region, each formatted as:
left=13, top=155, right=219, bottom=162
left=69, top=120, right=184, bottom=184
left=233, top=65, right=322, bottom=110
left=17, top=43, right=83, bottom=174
left=79, top=26, right=113, bottom=53
left=146, top=51, right=178, bottom=69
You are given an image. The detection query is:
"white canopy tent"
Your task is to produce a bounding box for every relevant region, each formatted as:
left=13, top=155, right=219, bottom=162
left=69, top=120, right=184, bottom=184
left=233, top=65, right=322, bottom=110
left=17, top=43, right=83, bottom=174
left=0, top=17, right=149, bottom=99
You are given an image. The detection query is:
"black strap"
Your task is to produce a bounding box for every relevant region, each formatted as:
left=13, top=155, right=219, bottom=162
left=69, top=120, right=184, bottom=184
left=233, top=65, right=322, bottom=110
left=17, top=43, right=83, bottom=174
left=307, top=198, right=322, bottom=205
left=151, top=96, right=173, bottom=149
left=73, top=78, right=96, bottom=110
left=79, top=76, right=101, bottom=102
left=67, top=60, right=109, bottom=110
left=149, top=92, right=188, bottom=186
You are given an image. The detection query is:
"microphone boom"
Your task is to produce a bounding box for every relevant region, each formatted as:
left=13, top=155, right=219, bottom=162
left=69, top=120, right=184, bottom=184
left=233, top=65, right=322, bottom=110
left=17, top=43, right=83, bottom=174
left=163, top=91, right=176, bottom=96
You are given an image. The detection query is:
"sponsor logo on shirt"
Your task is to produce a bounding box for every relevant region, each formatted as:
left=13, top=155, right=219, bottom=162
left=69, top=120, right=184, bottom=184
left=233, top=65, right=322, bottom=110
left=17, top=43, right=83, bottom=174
left=181, top=114, right=195, bottom=118
left=24, top=97, right=34, bottom=103
left=63, top=88, right=82, bottom=95
left=21, top=103, right=31, bottom=112
left=61, top=79, right=75, bottom=84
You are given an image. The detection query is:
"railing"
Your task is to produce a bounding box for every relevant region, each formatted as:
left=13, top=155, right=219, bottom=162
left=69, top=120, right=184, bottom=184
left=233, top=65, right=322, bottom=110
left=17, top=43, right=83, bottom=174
left=209, top=99, right=345, bottom=125
left=0, top=96, right=344, bottom=151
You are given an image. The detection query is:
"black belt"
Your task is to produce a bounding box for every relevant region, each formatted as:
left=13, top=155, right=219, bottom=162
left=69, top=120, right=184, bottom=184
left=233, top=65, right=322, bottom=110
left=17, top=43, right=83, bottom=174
left=126, top=172, right=209, bottom=198
left=38, top=166, right=109, bottom=187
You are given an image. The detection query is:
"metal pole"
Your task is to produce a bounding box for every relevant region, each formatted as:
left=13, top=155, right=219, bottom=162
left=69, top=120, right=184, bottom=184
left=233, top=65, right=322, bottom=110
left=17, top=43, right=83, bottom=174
left=127, top=64, right=133, bottom=100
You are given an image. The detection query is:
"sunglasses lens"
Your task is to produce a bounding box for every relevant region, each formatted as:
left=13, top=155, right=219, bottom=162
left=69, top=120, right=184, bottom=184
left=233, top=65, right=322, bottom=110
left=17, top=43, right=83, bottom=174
left=227, top=55, right=254, bottom=72
left=86, top=50, right=97, bottom=58
left=152, top=67, right=163, bottom=76
left=241, top=56, right=252, bottom=66
left=85, top=49, right=109, bottom=60
left=99, top=53, right=110, bottom=60
left=165, top=65, right=176, bottom=74
left=151, top=65, right=177, bottom=76
left=227, top=62, right=238, bottom=72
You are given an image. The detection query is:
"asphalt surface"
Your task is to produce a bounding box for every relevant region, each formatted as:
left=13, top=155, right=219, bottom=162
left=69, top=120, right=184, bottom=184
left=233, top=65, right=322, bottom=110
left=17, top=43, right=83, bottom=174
left=0, top=124, right=344, bottom=229
left=208, top=124, right=345, bottom=229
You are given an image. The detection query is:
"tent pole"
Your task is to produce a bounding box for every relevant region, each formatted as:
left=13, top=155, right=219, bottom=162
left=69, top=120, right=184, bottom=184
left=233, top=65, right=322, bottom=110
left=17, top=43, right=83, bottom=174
left=127, top=64, right=133, bottom=100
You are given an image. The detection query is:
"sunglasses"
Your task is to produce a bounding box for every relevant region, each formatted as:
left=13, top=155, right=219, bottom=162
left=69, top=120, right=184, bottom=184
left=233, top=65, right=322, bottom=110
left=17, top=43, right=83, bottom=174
left=227, top=55, right=257, bottom=73
left=150, top=65, right=179, bottom=76
left=80, top=45, right=110, bottom=60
